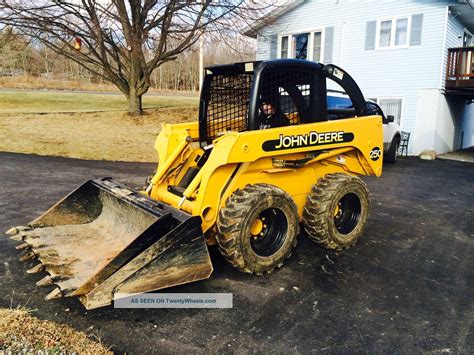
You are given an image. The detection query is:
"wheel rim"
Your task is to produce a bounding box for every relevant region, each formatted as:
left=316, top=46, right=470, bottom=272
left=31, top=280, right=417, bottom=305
left=333, top=193, right=362, bottom=234
left=250, top=208, right=287, bottom=257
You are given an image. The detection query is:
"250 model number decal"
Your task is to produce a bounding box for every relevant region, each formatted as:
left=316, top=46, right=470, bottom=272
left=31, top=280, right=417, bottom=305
left=370, top=147, right=382, bottom=161
left=262, top=131, right=354, bottom=152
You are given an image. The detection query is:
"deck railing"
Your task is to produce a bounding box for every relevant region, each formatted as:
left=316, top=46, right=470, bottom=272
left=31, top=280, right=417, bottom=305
left=446, top=46, right=474, bottom=89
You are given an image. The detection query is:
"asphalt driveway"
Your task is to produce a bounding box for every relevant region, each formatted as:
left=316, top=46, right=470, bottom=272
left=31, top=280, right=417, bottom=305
left=0, top=152, right=472, bottom=353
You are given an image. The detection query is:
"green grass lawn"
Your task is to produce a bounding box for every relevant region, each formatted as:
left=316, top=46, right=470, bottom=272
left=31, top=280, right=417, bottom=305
left=0, top=89, right=199, bottom=162
left=0, top=90, right=198, bottom=113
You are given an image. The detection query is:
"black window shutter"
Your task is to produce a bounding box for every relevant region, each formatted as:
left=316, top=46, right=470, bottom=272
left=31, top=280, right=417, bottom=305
left=269, top=34, right=278, bottom=60
left=324, top=26, right=334, bottom=63
left=410, top=14, right=423, bottom=45
left=365, top=20, right=377, bottom=50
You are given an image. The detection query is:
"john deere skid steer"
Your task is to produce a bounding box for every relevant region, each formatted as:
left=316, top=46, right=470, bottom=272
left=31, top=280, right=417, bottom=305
left=7, top=59, right=383, bottom=309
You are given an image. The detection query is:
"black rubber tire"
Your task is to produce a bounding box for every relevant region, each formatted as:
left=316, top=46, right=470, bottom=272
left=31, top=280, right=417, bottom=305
left=384, top=136, right=400, bottom=164
left=216, top=184, right=299, bottom=274
left=302, top=173, right=370, bottom=250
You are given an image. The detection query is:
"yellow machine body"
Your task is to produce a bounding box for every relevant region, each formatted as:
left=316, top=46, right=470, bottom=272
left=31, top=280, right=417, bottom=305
left=148, top=115, right=383, bottom=241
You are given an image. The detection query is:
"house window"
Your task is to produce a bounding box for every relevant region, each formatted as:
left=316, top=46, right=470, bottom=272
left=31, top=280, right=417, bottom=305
left=379, top=20, right=392, bottom=47
left=313, top=32, right=322, bottom=62
left=377, top=17, right=409, bottom=49
left=395, top=18, right=408, bottom=45
left=280, top=36, right=289, bottom=58
left=293, top=33, right=309, bottom=59
left=279, top=31, right=324, bottom=61
left=377, top=98, right=403, bottom=125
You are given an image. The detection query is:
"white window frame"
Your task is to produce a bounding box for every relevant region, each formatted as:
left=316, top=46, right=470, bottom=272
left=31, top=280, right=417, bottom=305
left=372, top=97, right=404, bottom=126
left=278, top=29, right=325, bottom=61
left=278, top=35, right=290, bottom=59
left=375, top=15, right=411, bottom=50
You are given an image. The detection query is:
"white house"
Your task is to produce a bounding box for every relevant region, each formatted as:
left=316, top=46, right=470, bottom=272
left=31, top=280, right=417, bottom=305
left=243, top=0, right=474, bottom=155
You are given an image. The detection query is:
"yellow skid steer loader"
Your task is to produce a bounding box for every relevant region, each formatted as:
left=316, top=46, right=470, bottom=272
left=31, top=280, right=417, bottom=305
left=7, top=59, right=383, bottom=309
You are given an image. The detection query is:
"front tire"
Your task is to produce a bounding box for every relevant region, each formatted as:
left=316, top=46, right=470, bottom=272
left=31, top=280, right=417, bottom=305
left=303, top=173, right=370, bottom=250
left=385, top=136, right=400, bottom=164
left=217, top=184, right=299, bottom=274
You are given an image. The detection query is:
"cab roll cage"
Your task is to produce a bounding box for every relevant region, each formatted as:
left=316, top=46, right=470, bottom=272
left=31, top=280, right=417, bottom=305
left=198, top=59, right=368, bottom=145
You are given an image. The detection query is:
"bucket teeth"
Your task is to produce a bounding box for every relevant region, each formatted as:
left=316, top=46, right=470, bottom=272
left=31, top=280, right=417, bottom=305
left=45, top=287, right=63, bottom=301
left=19, top=251, right=35, bottom=262
left=24, top=233, right=40, bottom=239
left=36, top=275, right=54, bottom=287
left=16, top=242, right=31, bottom=250
left=21, top=240, right=44, bottom=249
left=27, top=264, right=44, bottom=274
left=10, top=234, right=24, bottom=241
left=6, top=227, right=18, bottom=235
left=6, top=226, right=31, bottom=235
left=41, top=260, right=67, bottom=269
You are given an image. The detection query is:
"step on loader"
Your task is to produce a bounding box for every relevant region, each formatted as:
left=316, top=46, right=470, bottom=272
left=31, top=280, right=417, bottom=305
left=7, top=59, right=383, bottom=309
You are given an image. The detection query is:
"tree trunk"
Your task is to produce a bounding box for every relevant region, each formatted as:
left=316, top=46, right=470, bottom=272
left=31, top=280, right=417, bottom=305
left=127, top=50, right=146, bottom=115
left=128, top=89, right=143, bottom=115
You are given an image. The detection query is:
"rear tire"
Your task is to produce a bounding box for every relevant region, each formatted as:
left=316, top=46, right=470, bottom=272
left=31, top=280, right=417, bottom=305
left=302, top=173, right=370, bottom=250
left=385, top=136, right=400, bottom=164
left=217, top=184, right=299, bottom=274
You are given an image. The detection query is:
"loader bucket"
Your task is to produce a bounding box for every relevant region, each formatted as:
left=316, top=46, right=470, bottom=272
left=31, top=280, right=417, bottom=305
left=6, top=178, right=213, bottom=309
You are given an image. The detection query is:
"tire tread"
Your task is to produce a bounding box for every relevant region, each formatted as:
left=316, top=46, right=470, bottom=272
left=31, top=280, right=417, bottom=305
left=217, top=184, right=299, bottom=274
left=302, top=173, right=370, bottom=250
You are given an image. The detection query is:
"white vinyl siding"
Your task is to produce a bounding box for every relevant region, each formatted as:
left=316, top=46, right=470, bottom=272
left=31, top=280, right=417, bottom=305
left=255, top=1, right=454, bottom=154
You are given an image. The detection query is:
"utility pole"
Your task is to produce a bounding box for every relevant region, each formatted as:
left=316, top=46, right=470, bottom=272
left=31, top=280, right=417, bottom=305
left=199, top=33, right=204, bottom=91
left=198, top=0, right=205, bottom=91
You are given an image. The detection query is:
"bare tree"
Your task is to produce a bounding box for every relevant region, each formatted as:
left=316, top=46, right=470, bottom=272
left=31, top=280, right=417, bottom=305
left=0, top=26, right=35, bottom=75
left=0, top=1, right=274, bottom=114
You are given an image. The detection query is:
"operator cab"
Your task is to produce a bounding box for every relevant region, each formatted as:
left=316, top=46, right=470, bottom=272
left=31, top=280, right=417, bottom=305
left=198, top=59, right=370, bottom=146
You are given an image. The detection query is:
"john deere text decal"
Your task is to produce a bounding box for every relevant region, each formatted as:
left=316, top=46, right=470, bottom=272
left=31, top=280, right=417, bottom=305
left=262, top=131, right=354, bottom=152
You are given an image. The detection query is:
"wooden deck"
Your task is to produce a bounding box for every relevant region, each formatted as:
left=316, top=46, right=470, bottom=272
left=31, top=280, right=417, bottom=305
left=446, top=46, right=474, bottom=92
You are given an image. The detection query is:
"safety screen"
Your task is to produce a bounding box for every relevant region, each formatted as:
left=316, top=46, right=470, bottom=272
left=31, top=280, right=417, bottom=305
left=206, top=73, right=253, bottom=142
left=258, top=70, right=313, bottom=126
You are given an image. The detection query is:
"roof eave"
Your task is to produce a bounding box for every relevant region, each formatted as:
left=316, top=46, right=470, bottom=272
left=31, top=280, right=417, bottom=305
left=450, top=1, right=474, bottom=32
left=241, top=0, right=305, bottom=38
